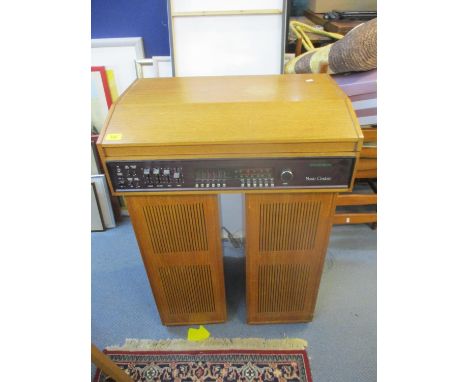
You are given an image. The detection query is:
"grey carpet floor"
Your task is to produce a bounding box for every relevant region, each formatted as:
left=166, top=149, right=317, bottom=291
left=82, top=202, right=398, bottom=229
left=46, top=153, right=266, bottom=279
left=92, top=217, right=376, bottom=382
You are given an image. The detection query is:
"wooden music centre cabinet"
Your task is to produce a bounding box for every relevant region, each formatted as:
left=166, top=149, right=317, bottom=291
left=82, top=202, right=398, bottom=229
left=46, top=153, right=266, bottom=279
left=97, top=74, right=363, bottom=325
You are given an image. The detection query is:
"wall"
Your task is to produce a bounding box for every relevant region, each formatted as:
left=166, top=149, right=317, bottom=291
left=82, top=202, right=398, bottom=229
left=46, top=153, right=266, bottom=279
left=291, top=0, right=309, bottom=16
left=91, top=1, right=309, bottom=57
left=91, top=0, right=170, bottom=57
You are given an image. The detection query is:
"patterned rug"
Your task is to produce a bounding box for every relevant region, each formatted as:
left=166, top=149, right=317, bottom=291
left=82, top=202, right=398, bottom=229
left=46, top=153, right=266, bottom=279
left=93, top=339, right=313, bottom=382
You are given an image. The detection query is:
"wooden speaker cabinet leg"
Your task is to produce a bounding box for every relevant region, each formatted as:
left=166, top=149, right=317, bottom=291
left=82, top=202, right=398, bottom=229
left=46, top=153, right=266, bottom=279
left=126, top=195, right=227, bottom=325
left=245, top=193, right=337, bottom=324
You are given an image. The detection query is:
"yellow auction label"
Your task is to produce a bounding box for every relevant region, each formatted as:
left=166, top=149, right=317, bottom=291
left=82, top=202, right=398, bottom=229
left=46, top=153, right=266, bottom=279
left=105, top=133, right=122, bottom=141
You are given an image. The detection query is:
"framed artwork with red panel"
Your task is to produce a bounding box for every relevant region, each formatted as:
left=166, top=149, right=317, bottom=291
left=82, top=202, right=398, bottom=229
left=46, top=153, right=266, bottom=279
left=91, top=66, right=112, bottom=133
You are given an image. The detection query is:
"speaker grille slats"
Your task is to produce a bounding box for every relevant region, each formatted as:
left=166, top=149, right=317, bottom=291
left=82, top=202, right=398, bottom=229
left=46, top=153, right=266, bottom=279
left=126, top=195, right=226, bottom=325
left=258, top=264, right=311, bottom=313
left=158, top=265, right=215, bottom=315
left=142, top=203, right=208, bottom=254
left=259, top=201, right=322, bottom=252
left=246, top=194, right=335, bottom=323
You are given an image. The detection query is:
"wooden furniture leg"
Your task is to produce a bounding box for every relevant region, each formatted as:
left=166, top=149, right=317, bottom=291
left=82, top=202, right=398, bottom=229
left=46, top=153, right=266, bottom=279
left=245, top=193, right=336, bottom=323
left=92, top=344, right=133, bottom=382
left=126, top=195, right=227, bottom=325
left=295, top=36, right=303, bottom=57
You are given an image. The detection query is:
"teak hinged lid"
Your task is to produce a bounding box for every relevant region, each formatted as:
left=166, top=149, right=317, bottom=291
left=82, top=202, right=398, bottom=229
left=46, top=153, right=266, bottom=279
left=98, top=74, right=362, bottom=157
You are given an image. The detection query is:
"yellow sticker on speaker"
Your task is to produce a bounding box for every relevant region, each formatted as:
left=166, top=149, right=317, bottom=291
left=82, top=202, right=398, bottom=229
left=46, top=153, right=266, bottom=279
left=187, top=325, right=211, bottom=341
left=105, top=133, right=122, bottom=141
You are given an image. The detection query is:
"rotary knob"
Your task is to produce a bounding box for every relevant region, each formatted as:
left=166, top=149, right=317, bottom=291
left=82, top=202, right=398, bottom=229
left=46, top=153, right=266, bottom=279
left=280, top=169, right=294, bottom=182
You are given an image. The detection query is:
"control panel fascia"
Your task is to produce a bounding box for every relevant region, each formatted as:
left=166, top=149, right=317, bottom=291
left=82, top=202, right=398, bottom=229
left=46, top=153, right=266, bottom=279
left=107, top=157, right=355, bottom=192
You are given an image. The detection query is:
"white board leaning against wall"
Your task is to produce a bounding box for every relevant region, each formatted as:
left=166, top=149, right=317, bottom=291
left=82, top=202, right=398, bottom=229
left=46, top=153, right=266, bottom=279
left=168, top=1, right=287, bottom=237
left=168, top=0, right=287, bottom=77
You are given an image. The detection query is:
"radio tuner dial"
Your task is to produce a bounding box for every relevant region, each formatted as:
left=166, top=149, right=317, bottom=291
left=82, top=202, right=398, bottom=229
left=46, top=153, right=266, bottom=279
left=280, top=169, right=294, bottom=182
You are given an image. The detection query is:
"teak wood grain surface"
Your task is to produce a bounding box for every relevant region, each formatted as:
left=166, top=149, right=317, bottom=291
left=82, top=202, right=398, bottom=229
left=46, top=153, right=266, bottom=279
left=126, top=195, right=227, bottom=325
left=99, top=74, right=360, bottom=147
left=245, top=193, right=336, bottom=323
left=96, top=74, right=363, bottom=196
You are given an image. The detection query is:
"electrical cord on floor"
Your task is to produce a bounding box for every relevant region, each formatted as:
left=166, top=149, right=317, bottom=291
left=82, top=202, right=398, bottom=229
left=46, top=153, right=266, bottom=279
left=222, top=226, right=243, bottom=249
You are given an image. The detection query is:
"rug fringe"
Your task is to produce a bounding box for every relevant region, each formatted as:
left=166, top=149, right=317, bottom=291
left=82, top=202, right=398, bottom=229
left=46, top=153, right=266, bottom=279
left=107, top=338, right=308, bottom=351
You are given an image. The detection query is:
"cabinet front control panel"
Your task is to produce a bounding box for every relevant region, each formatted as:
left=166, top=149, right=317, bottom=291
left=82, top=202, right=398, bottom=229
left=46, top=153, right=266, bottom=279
left=107, top=157, right=355, bottom=192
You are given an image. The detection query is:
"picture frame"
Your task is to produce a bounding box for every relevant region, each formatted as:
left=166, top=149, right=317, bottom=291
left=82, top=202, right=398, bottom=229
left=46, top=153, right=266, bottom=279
left=91, top=175, right=116, bottom=229
left=135, top=57, right=173, bottom=78
left=135, top=58, right=154, bottom=78
left=152, top=56, right=173, bottom=77
left=91, top=66, right=112, bottom=108
left=91, top=37, right=145, bottom=94
left=91, top=183, right=105, bottom=231
left=91, top=66, right=112, bottom=133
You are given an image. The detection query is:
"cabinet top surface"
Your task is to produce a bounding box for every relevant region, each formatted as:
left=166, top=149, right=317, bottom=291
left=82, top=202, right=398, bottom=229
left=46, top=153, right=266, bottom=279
left=100, top=74, right=361, bottom=147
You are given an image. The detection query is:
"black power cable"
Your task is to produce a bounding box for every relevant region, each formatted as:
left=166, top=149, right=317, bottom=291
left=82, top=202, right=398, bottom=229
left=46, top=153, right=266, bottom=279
left=222, top=226, right=243, bottom=248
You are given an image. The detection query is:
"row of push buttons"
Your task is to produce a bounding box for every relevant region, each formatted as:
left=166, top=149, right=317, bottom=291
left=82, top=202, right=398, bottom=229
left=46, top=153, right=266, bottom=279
left=195, top=182, right=227, bottom=188
left=241, top=178, right=275, bottom=188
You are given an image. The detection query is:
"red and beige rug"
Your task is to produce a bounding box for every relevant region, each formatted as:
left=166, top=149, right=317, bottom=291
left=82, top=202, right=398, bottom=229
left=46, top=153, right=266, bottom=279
left=93, top=338, right=313, bottom=382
